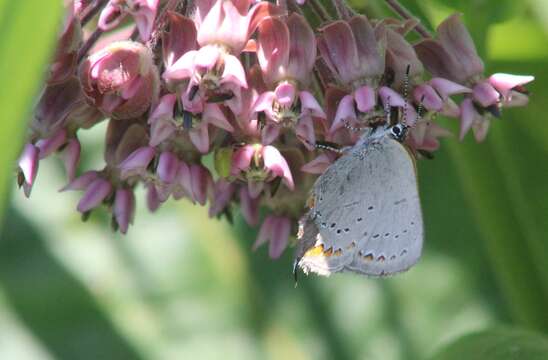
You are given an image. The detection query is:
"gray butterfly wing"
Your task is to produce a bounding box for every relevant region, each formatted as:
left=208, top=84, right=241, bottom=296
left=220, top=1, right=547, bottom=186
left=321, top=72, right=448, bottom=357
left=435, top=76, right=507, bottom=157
left=297, top=137, right=423, bottom=276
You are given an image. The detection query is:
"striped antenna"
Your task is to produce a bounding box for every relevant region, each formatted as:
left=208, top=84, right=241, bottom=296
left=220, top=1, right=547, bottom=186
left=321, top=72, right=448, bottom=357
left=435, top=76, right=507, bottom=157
left=402, top=64, right=411, bottom=126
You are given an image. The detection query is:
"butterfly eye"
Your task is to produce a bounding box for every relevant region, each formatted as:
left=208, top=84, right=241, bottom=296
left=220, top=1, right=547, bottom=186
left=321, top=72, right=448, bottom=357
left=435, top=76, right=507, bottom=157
left=390, top=124, right=406, bottom=141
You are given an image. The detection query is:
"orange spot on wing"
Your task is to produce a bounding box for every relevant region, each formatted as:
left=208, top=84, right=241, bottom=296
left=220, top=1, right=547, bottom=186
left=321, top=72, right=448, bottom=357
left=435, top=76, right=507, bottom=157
left=324, top=247, right=333, bottom=256
left=304, top=244, right=324, bottom=257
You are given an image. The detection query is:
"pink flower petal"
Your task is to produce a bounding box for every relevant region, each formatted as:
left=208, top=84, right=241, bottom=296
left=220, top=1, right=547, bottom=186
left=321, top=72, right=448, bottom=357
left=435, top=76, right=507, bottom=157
left=113, top=188, right=135, bottom=234
left=247, top=180, right=264, bottom=199
left=239, top=186, right=259, bottom=226
left=163, top=50, right=197, bottom=81
left=221, top=53, right=248, bottom=88
left=269, top=216, right=290, bottom=258
left=261, top=124, right=281, bottom=145
left=274, top=82, right=296, bottom=108
left=354, top=85, right=376, bottom=113
left=349, top=15, right=386, bottom=78
left=286, top=14, right=317, bottom=84
left=189, top=123, right=210, bottom=154
left=232, top=144, right=257, bottom=174
left=378, top=86, right=406, bottom=107
left=146, top=183, right=161, bottom=212
left=257, top=16, right=290, bottom=85
left=253, top=216, right=275, bottom=250
left=429, top=77, right=471, bottom=99
left=132, top=0, right=159, bottom=42
left=330, top=94, right=356, bottom=134
left=488, top=73, right=534, bottom=98
left=60, top=171, right=99, bottom=192
left=296, top=116, right=316, bottom=150
left=472, top=117, right=490, bottom=142
left=318, top=21, right=361, bottom=84
left=252, top=91, right=276, bottom=114
left=36, top=129, right=67, bottom=159
left=119, top=146, right=156, bottom=179
left=157, top=151, right=179, bottom=184
left=413, top=84, right=443, bottom=112
left=77, top=178, right=112, bottom=213
left=177, top=161, right=195, bottom=203
left=150, top=118, right=175, bottom=146
left=459, top=98, right=476, bottom=141
left=473, top=82, right=500, bottom=107
left=190, top=164, right=212, bottom=205
left=299, top=91, right=326, bottom=119
left=203, top=104, right=234, bottom=132
left=98, top=2, right=125, bottom=31
left=209, top=179, right=235, bottom=217
left=60, top=138, right=81, bottom=181
left=162, top=12, right=197, bottom=69
left=263, top=145, right=294, bottom=190
left=18, top=143, right=40, bottom=189
left=149, top=94, right=176, bottom=124
left=301, top=153, right=334, bottom=174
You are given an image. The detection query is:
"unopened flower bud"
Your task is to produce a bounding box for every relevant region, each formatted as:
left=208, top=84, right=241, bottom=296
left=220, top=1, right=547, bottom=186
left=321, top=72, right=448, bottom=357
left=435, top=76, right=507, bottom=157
left=79, top=41, right=159, bottom=119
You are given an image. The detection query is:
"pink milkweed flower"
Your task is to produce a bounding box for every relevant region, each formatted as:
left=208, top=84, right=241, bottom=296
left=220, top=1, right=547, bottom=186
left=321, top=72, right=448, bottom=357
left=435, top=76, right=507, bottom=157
left=17, top=144, right=40, bottom=197
left=162, top=12, right=198, bottom=91
left=79, top=41, right=159, bottom=119
left=113, top=188, right=135, bottom=233
left=414, top=14, right=484, bottom=85
left=414, top=14, right=534, bottom=141
left=255, top=15, right=327, bottom=148
left=318, top=15, right=386, bottom=86
left=231, top=144, right=295, bottom=198
left=319, top=16, right=394, bottom=134
left=194, top=0, right=281, bottom=54
left=98, top=0, right=159, bottom=42
left=164, top=0, right=281, bottom=114
left=253, top=215, right=291, bottom=258
left=148, top=93, right=233, bottom=153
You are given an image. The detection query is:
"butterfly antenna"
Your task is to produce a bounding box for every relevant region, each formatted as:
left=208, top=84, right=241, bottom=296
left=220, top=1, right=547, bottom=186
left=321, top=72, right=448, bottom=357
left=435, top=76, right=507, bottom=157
left=309, top=140, right=345, bottom=154
left=402, top=64, right=411, bottom=127
left=417, top=94, right=426, bottom=123
left=343, top=119, right=366, bottom=133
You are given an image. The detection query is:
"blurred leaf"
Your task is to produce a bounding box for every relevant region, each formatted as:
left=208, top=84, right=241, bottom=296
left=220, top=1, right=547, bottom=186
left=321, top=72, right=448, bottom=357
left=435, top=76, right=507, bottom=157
left=428, top=327, right=548, bottom=360
left=0, top=1, right=63, bottom=225
left=432, top=0, right=521, bottom=24
left=0, top=207, right=142, bottom=359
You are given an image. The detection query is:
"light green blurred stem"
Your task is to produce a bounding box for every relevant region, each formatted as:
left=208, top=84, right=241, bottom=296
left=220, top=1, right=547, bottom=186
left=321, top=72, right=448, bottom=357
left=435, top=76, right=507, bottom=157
left=0, top=1, right=63, bottom=227
left=445, top=141, right=548, bottom=330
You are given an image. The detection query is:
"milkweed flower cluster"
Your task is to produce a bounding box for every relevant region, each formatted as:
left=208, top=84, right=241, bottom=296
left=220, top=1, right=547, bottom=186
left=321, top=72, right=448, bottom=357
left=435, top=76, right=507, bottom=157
left=16, top=0, right=533, bottom=258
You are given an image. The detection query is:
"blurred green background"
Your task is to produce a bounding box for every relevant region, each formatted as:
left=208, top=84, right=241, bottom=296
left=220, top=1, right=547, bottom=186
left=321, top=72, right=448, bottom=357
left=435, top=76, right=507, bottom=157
left=1, top=0, right=548, bottom=359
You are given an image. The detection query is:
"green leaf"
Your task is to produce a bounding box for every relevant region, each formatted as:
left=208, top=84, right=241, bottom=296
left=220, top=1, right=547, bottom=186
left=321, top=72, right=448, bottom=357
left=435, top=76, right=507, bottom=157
left=0, top=207, right=142, bottom=359
left=429, top=327, right=548, bottom=360
left=0, top=0, right=63, bottom=226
